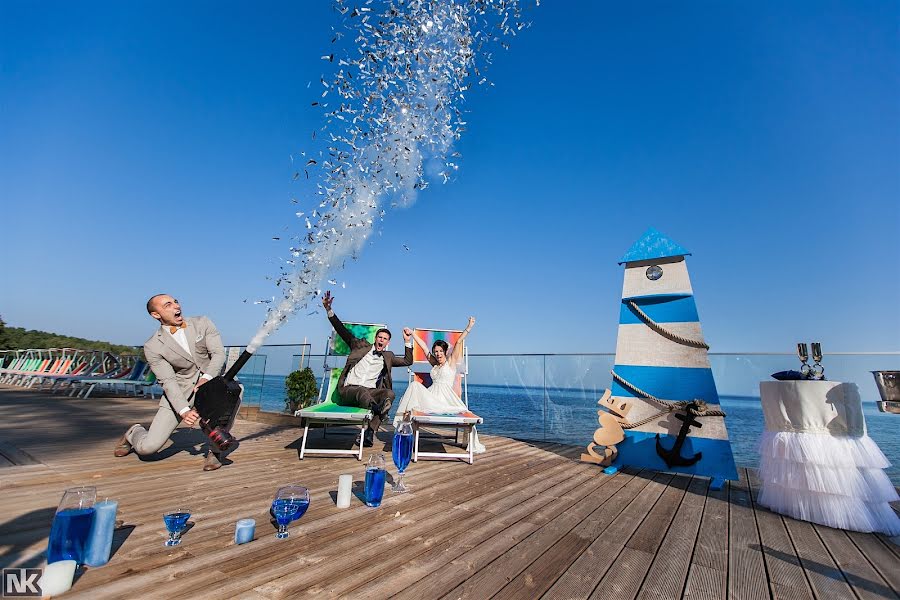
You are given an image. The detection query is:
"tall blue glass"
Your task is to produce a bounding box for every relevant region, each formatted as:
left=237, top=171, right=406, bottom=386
left=392, top=420, right=414, bottom=493
left=364, top=453, right=386, bottom=507
left=47, top=486, right=96, bottom=564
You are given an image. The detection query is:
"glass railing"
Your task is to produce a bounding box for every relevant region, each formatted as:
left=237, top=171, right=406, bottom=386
left=223, top=344, right=311, bottom=412
left=239, top=351, right=899, bottom=483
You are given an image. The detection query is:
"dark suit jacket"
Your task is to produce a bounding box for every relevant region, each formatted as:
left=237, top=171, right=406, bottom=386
left=329, top=313, right=412, bottom=391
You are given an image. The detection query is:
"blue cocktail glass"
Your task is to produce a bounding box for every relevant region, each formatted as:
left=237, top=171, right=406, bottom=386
left=271, top=486, right=310, bottom=539
left=392, top=420, right=414, bottom=493
left=163, top=509, right=191, bottom=546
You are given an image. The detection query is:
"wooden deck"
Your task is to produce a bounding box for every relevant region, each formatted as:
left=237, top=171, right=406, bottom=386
left=0, top=385, right=897, bottom=599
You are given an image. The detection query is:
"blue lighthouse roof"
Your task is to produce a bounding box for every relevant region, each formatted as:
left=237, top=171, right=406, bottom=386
left=619, top=228, right=691, bottom=264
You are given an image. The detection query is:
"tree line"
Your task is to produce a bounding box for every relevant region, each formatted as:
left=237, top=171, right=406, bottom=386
left=0, top=316, right=140, bottom=355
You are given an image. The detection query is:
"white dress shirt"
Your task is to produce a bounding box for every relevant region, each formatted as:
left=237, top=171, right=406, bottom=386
left=345, top=349, right=385, bottom=388
left=169, top=326, right=212, bottom=415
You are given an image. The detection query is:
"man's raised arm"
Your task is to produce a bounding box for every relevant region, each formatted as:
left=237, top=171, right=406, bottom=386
left=322, top=291, right=354, bottom=346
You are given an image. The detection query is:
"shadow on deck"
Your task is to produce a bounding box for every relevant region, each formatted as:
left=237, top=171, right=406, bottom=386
left=0, top=385, right=897, bottom=599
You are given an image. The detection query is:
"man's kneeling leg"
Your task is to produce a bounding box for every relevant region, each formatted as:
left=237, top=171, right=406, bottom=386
left=129, top=406, right=181, bottom=455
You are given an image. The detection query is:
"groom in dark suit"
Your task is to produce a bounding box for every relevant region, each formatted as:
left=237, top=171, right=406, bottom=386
left=322, top=291, right=413, bottom=446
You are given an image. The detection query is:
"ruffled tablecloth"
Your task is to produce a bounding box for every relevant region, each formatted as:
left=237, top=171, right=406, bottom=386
left=758, top=381, right=900, bottom=535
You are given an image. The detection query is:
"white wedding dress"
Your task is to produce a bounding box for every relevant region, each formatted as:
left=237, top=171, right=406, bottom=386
left=394, top=361, right=485, bottom=454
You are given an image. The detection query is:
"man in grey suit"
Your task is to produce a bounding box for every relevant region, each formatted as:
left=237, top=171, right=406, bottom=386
left=113, top=294, right=229, bottom=471
left=322, top=291, right=413, bottom=447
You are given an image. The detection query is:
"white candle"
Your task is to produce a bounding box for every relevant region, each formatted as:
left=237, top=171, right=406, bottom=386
left=40, top=560, right=76, bottom=597
left=337, top=474, right=352, bottom=508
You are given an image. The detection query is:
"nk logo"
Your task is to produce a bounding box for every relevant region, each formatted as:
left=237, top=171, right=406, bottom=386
left=2, top=569, right=42, bottom=597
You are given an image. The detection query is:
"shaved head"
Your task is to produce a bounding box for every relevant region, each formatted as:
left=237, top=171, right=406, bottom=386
left=146, top=294, right=166, bottom=314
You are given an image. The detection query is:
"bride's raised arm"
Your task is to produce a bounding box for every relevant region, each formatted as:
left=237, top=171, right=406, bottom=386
left=411, top=330, right=437, bottom=366
left=449, top=317, right=475, bottom=367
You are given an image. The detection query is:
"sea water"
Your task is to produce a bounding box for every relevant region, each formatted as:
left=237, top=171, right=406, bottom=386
left=47, top=507, right=95, bottom=563
left=365, top=467, right=387, bottom=507
left=247, top=374, right=900, bottom=485
left=392, top=433, right=413, bottom=473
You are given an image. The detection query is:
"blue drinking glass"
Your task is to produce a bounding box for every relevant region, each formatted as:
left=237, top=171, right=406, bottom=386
left=364, top=453, right=387, bottom=507
left=392, top=420, right=414, bottom=493
left=47, top=486, right=96, bottom=564
left=271, top=486, right=310, bottom=539
left=163, top=509, right=191, bottom=546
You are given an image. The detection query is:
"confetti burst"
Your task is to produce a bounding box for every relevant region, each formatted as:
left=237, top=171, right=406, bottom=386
left=248, top=0, right=533, bottom=352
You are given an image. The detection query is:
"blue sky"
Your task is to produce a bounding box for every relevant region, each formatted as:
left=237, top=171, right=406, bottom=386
left=2, top=1, right=898, bottom=354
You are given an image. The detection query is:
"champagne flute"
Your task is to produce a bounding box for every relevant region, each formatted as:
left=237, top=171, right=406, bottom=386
left=811, top=342, right=825, bottom=380
left=392, top=420, right=414, bottom=493
left=271, top=486, right=310, bottom=539
left=797, top=343, right=811, bottom=378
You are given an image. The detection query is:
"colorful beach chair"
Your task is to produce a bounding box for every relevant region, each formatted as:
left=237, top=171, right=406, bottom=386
left=408, top=327, right=482, bottom=465
left=72, top=359, right=149, bottom=398
left=296, top=322, right=385, bottom=460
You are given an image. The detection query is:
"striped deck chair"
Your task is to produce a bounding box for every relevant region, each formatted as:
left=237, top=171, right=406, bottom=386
left=67, top=357, right=133, bottom=397
left=5, top=350, right=55, bottom=386
left=408, top=328, right=483, bottom=465
left=74, top=359, right=149, bottom=398
left=28, top=349, right=81, bottom=388
left=297, top=322, right=385, bottom=460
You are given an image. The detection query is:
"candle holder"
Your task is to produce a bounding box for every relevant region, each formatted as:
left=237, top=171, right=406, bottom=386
left=234, top=518, right=256, bottom=545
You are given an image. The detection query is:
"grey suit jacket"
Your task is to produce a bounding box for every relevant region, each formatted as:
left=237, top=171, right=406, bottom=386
left=143, top=316, right=226, bottom=415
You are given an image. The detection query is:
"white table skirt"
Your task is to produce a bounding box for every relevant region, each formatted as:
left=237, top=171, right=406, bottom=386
left=757, top=381, right=900, bottom=535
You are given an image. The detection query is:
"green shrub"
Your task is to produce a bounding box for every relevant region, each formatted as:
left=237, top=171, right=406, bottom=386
left=285, top=367, right=318, bottom=413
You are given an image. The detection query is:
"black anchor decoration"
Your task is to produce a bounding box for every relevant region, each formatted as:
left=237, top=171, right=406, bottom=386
left=656, top=408, right=703, bottom=468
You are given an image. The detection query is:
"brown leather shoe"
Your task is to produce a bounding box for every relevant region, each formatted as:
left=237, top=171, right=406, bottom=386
left=203, top=453, right=223, bottom=471
left=114, top=425, right=138, bottom=457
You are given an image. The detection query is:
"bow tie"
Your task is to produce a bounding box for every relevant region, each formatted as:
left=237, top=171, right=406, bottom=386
left=372, top=350, right=383, bottom=357
left=169, top=322, right=187, bottom=334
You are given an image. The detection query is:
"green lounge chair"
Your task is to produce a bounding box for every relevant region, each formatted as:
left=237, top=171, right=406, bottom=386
left=297, top=368, right=372, bottom=460
left=297, top=321, right=385, bottom=460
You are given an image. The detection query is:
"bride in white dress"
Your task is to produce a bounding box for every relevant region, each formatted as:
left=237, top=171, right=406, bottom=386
left=393, top=317, right=485, bottom=454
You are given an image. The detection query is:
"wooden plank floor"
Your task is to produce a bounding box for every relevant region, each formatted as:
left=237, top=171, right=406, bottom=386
left=0, top=385, right=897, bottom=599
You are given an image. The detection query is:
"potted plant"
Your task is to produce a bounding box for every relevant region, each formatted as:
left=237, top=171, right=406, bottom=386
left=285, top=367, right=318, bottom=414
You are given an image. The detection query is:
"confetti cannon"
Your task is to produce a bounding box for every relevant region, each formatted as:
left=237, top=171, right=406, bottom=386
left=192, top=350, right=253, bottom=452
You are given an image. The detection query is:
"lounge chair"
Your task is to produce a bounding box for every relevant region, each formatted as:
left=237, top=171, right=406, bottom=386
left=407, top=328, right=483, bottom=464
left=72, top=359, right=150, bottom=398
left=296, top=322, right=385, bottom=460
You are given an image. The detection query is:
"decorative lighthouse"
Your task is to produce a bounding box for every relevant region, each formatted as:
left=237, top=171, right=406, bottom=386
left=582, top=228, right=738, bottom=482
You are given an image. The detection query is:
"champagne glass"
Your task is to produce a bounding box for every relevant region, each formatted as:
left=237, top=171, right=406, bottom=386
left=48, top=486, right=96, bottom=564
left=364, top=454, right=387, bottom=507
left=797, top=343, right=811, bottom=378
left=271, top=486, right=310, bottom=539
left=811, top=342, right=825, bottom=380
left=392, top=420, right=414, bottom=493
left=163, top=508, right=191, bottom=546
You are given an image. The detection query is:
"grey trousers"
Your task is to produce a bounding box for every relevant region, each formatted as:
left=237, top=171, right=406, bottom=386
left=127, top=404, right=185, bottom=456
left=127, top=392, right=240, bottom=456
